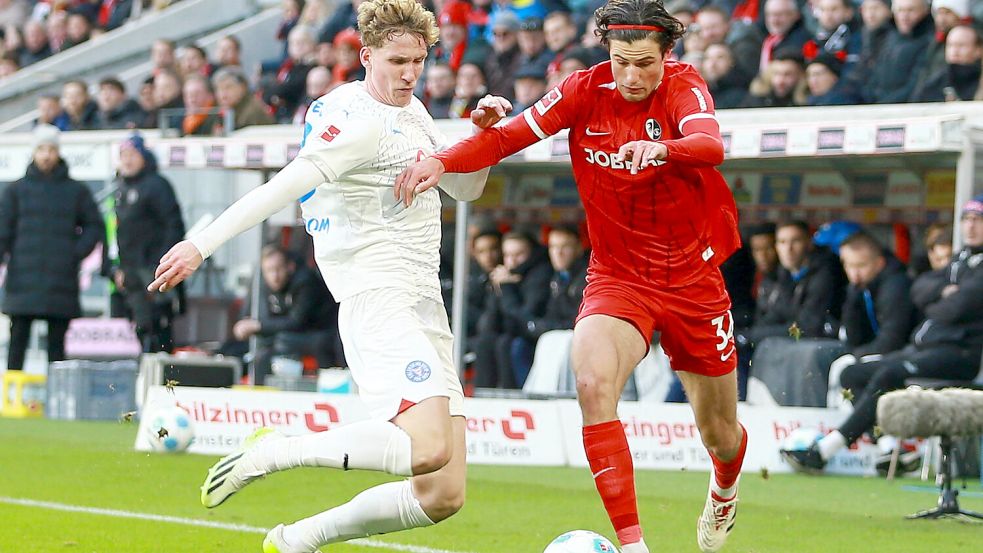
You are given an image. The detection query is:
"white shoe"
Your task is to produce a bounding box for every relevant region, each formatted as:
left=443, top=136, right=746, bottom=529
left=696, top=481, right=738, bottom=552
left=263, top=524, right=321, bottom=553
left=200, top=427, right=282, bottom=508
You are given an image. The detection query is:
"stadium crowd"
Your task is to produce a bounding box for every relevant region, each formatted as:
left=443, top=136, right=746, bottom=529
left=16, top=0, right=983, bottom=136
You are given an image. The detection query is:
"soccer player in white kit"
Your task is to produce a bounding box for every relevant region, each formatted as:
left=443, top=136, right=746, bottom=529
left=148, top=1, right=511, bottom=551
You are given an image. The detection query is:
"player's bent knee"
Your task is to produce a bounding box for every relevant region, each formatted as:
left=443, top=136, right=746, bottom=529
left=419, top=488, right=465, bottom=522
left=411, top=441, right=453, bottom=475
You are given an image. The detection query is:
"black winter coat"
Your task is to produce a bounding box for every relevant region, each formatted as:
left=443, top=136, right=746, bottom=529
left=864, top=15, right=934, bottom=104
left=841, top=255, right=916, bottom=358
left=523, top=254, right=589, bottom=340
left=909, top=247, right=983, bottom=351
left=751, top=246, right=847, bottom=341
left=0, top=160, right=104, bottom=318
left=258, top=266, right=338, bottom=336
left=108, top=155, right=185, bottom=278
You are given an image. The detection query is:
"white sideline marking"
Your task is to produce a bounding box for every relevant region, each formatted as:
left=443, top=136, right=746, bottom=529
left=0, top=496, right=474, bottom=553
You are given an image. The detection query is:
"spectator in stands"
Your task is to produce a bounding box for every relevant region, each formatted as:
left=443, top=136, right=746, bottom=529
left=825, top=232, right=915, bottom=408
left=19, top=19, right=51, bottom=67
left=804, top=0, right=862, bottom=75
left=465, top=227, right=502, bottom=355
left=484, top=10, right=522, bottom=99
left=214, top=35, right=242, bottom=71
left=292, top=65, right=331, bottom=124
left=544, top=11, right=578, bottom=77
left=265, top=24, right=316, bottom=122
left=212, top=66, right=274, bottom=131
left=0, top=0, right=29, bottom=30
left=449, top=62, right=486, bottom=119
left=317, top=0, right=358, bottom=44
left=515, top=225, right=589, bottom=387
left=758, top=0, right=810, bottom=76
left=512, top=61, right=548, bottom=111
left=148, top=68, right=183, bottom=130
left=180, top=74, right=220, bottom=136
left=299, top=0, right=331, bottom=30
left=425, top=62, right=456, bottom=118
left=516, top=16, right=552, bottom=71
left=97, top=0, right=134, bottom=32
left=550, top=47, right=594, bottom=86
left=579, top=15, right=607, bottom=62
left=61, top=80, right=98, bottom=130
left=748, top=220, right=847, bottom=342
left=178, top=44, right=213, bottom=79
left=330, top=27, right=364, bottom=86
left=474, top=231, right=552, bottom=388
left=749, top=223, right=780, bottom=306
left=274, top=0, right=303, bottom=62
left=910, top=24, right=981, bottom=101
left=45, top=9, right=68, bottom=53
left=805, top=51, right=861, bottom=104
left=103, top=133, right=185, bottom=353
left=224, top=244, right=342, bottom=385
left=854, top=0, right=895, bottom=86
left=0, top=50, right=18, bottom=77
left=701, top=43, right=750, bottom=108
left=694, top=5, right=762, bottom=85
left=910, top=0, right=972, bottom=102
left=62, top=10, right=92, bottom=50
left=36, top=93, right=69, bottom=129
left=429, top=0, right=490, bottom=75
left=0, top=125, right=103, bottom=371
left=865, top=0, right=934, bottom=103
left=95, top=76, right=144, bottom=129
left=150, top=38, right=177, bottom=76
left=783, top=197, right=983, bottom=473
left=743, top=48, right=807, bottom=107
left=925, top=224, right=954, bottom=271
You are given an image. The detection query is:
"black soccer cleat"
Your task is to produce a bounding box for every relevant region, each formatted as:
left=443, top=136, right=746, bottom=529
left=780, top=444, right=826, bottom=474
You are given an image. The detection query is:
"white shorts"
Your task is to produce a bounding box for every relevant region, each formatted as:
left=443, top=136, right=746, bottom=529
left=338, top=287, right=464, bottom=420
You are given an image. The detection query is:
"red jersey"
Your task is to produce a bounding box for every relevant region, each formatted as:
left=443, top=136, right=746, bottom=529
left=435, top=61, right=740, bottom=289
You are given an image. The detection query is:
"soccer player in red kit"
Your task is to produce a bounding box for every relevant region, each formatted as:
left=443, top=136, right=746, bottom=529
left=396, top=1, right=747, bottom=551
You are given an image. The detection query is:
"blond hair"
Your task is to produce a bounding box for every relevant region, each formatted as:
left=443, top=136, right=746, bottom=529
left=357, top=0, right=439, bottom=49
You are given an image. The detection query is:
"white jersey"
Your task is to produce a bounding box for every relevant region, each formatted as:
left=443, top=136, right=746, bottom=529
left=297, top=82, right=447, bottom=303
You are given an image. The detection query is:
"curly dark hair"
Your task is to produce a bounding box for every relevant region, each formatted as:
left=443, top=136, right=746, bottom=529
left=594, top=0, right=685, bottom=55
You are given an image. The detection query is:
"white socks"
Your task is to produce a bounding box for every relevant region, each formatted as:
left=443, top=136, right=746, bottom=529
left=251, top=419, right=413, bottom=476
left=817, top=431, right=847, bottom=461
left=711, top=475, right=739, bottom=500
left=281, top=479, right=435, bottom=551
left=621, top=538, right=649, bottom=553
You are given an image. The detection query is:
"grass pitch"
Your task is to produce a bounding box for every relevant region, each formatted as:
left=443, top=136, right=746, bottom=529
left=1, top=418, right=981, bottom=552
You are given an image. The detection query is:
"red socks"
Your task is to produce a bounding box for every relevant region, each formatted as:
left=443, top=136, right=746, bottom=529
left=583, top=420, right=641, bottom=546
left=710, top=423, right=747, bottom=496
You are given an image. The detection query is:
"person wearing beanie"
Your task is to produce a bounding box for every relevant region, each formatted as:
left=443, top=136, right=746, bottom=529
left=907, top=0, right=973, bottom=101
left=783, top=195, right=983, bottom=473
left=101, top=133, right=186, bottom=353
left=909, top=24, right=982, bottom=101
left=805, top=51, right=862, bottom=104
left=0, top=124, right=104, bottom=371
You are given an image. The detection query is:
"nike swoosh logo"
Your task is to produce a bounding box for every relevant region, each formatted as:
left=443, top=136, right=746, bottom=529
left=720, top=348, right=735, bottom=362
left=585, top=127, right=610, bottom=136
left=592, top=466, right=615, bottom=479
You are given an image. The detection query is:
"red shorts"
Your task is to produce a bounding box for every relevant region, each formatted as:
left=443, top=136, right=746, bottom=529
left=576, top=271, right=737, bottom=377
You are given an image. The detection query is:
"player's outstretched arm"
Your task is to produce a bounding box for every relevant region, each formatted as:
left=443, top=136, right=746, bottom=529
left=147, top=157, right=324, bottom=293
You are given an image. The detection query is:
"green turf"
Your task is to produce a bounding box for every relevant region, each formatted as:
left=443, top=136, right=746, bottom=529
left=1, top=418, right=981, bottom=552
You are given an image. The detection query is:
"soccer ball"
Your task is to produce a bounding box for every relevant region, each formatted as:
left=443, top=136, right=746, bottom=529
left=543, top=530, right=619, bottom=553
left=146, top=405, right=195, bottom=453
left=782, top=427, right=823, bottom=452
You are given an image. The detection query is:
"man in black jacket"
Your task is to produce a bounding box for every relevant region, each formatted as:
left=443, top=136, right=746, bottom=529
left=104, top=134, right=185, bottom=352
left=783, top=198, right=983, bottom=472
left=826, top=232, right=916, bottom=408
left=0, top=125, right=103, bottom=370
left=228, top=245, right=341, bottom=385
left=512, top=225, right=589, bottom=387
left=473, top=231, right=552, bottom=388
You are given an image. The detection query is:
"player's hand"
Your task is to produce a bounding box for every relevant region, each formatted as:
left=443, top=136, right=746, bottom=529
left=113, top=269, right=126, bottom=291
left=147, top=240, right=203, bottom=293
left=941, top=284, right=959, bottom=298
left=394, top=157, right=446, bottom=207
left=470, top=95, right=512, bottom=129
left=615, top=140, right=668, bottom=175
